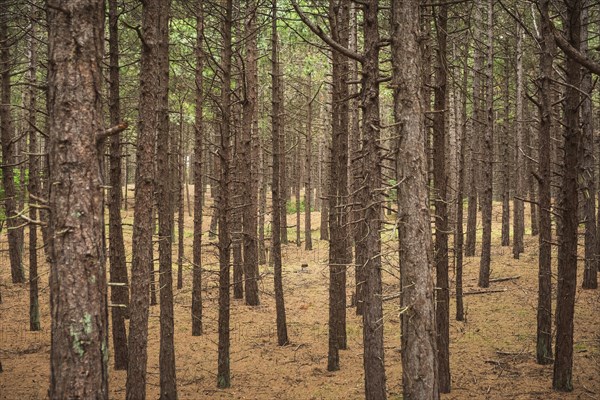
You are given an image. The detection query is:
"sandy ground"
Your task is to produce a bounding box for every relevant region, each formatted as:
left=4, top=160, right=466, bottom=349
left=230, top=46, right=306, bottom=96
left=0, top=197, right=599, bottom=399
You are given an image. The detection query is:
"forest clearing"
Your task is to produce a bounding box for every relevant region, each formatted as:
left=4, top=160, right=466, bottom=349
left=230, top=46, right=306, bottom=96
left=1, top=0, right=600, bottom=399
left=1, top=200, right=599, bottom=399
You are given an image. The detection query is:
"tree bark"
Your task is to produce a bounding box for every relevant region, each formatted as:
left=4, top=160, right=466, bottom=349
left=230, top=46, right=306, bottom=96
left=217, top=0, right=233, bottom=388
left=107, top=0, right=129, bottom=370
left=478, top=0, right=494, bottom=288
left=126, top=0, right=160, bottom=395
left=47, top=0, right=108, bottom=397
left=393, top=1, right=439, bottom=398
left=433, top=3, right=450, bottom=392
left=553, top=0, right=581, bottom=391
left=192, top=0, right=204, bottom=336
left=513, top=26, right=525, bottom=259
left=0, top=1, right=24, bottom=284
left=271, top=0, right=289, bottom=347
left=536, top=0, right=554, bottom=365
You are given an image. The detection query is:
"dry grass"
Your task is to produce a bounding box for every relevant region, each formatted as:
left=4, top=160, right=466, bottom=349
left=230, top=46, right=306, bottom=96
left=0, top=194, right=598, bottom=399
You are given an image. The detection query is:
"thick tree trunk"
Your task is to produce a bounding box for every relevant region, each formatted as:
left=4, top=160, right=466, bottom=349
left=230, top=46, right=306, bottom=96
left=0, top=2, right=24, bottom=284
left=271, top=0, right=289, bottom=347
left=393, top=1, right=439, bottom=398
left=553, top=0, right=581, bottom=391
left=107, top=0, right=129, bottom=370
left=47, top=0, right=108, bottom=397
left=433, top=3, right=450, bottom=392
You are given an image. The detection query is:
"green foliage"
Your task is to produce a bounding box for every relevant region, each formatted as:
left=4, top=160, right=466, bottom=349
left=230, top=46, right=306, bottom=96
left=286, top=199, right=313, bottom=214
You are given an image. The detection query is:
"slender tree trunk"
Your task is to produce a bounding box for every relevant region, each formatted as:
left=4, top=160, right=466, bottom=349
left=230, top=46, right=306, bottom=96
left=432, top=3, right=450, bottom=392
left=258, top=143, right=267, bottom=265
left=361, top=2, right=386, bottom=398
left=107, top=0, right=129, bottom=370
left=126, top=0, right=160, bottom=395
left=513, top=27, right=525, bottom=259
left=580, top=5, right=597, bottom=289
left=304, top=74, right=314, bottom=251
left=553, top=0, right=581, bottom=391
left=465, top=3, right=483, bottom=258
left=177, top=107, right=185, bottom=290
left=26, top=6, right=40, bottom=332
left=47, top=0, right=108, bottom=396
left=216, top=0, right=233, bottom=389
left=155, top=1, right=177, bottom=397
left=0, top=2, right=24, bottom=284
left=500, top=41, right=510, bottom=247
left=191, top=0, right=204, bottom=336
left=327, top=0, right=350, bottom=371
left=393, top=1, right=439, bottom=398
left=478, top=0, right=494, bottom=288
left=536, top=0, right=554, bottom=365
left=456, top=47, right=468, bottom=322
left=271, top=0, right=289, bottom=347
left=242, top=0, right=260, bottom=306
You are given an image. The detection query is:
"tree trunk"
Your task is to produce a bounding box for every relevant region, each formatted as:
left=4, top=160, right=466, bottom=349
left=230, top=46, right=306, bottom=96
left=0, top=1, right=24, bottom=284
left=47, top=0, right=108, bottom=397
left=513, top=26, right=525, bottom=259
left=553, top=0, right=581, bottom=391
left=242, top=0, right=260, bottom=306
left=327, top=0, right=350, bottom=372
left=361, top=2, right=386, bottom=398
left=580, top=4, right=597, bottom=289
left=304, top=74, right=314, bottom=251
left=107, top=0, right=129, bottom=370
left=393, top=1, right=439, bottom=398
left=433, top=3, right=450, bottom=392
left=217, top=0, right=233, bottom=389
left=536, top=0, right=554, bottom=365
left=500, top=40, right=511, bottom=247
left=26, top=6, right=40, bottom=332
left=126, top=0, right=160, bottom=395
left=478, top=0, right=494, bottom=288
left=192, top=0, right=204, bottom=336
left=271, top=0, right=289, bottom=347
left=155, top=1, right=177, bottom=396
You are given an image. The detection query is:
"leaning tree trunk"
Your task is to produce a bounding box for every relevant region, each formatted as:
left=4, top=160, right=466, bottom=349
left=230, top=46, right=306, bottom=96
left=392, top=1, right=439, bottom=398
left=47, top=0, right=108, bottom=397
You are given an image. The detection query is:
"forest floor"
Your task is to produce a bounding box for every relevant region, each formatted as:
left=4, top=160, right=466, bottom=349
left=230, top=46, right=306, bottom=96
left=0, top=196, right=599, bottom=400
